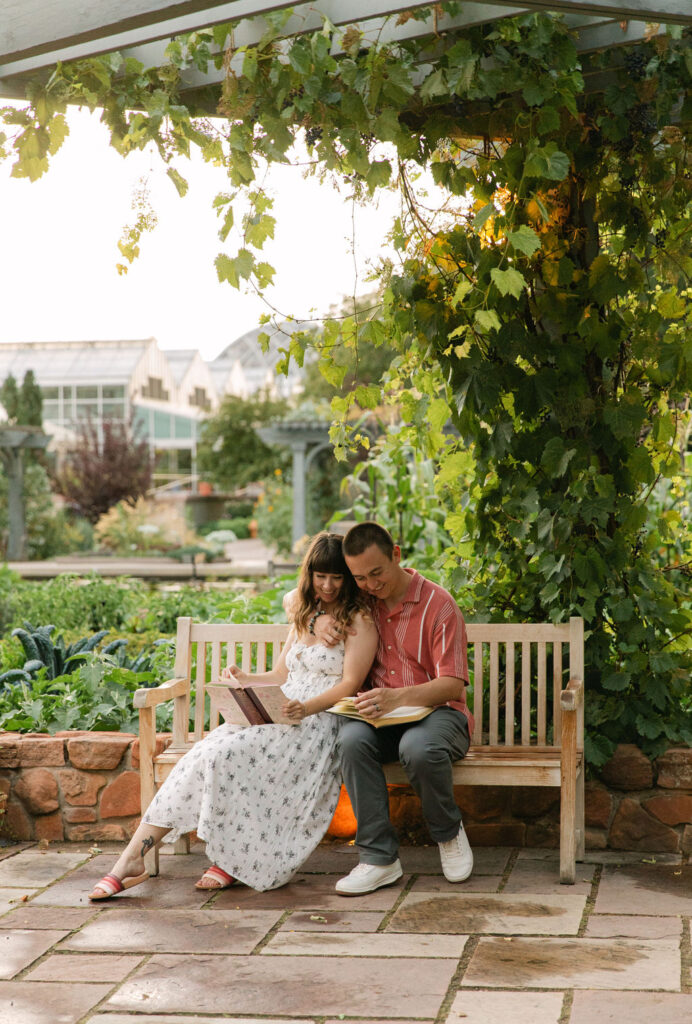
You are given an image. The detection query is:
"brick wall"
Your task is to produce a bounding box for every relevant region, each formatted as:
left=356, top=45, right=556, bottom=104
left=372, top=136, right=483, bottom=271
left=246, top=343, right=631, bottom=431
left=1, top=732, right=690, bottom=853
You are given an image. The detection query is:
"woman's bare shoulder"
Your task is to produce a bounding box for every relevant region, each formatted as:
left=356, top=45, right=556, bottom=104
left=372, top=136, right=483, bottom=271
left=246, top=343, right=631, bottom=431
left=349, top=610, right=378, bottom=636
left=282, top=588, right=299, bottom=620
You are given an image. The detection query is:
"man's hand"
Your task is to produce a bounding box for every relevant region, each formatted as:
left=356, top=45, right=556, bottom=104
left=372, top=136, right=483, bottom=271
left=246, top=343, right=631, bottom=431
left=221, top=664, right=250, bottom=687
left=353, top=687, right=400, bottom=719
left=312, top=614, right=357, bottom=647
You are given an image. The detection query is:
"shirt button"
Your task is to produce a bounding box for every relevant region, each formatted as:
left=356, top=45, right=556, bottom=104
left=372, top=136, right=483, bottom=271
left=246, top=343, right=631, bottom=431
left=387, top=645, right=392, bottom=650
left=386, top=618, right=391, bottom=622
left=390, top=670, right=395, bottom=675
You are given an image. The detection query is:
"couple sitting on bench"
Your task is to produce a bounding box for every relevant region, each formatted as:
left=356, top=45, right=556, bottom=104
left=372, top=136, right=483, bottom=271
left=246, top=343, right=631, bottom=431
left=89, top=522, right=474, bottom=900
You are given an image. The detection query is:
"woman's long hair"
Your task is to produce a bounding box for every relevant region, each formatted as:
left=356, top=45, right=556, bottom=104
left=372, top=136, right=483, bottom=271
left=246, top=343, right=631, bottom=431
left=293, top=532, right=371, bottom=636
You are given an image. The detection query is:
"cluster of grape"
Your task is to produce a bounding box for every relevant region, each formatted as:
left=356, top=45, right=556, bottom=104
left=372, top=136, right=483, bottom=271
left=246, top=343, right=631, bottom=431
left=654, top=228, right=667, bottom=248
left=623, top=50, right=648, bottom=81
left=305, top=126, right=323, bottom=146
left=629, top=103, right=657, bottom=137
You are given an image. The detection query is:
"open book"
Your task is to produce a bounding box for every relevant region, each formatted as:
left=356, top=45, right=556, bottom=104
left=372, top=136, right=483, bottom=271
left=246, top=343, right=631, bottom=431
left=326, top=697, right=434, bottom=729
left=207, top=681, right=296, bottom=727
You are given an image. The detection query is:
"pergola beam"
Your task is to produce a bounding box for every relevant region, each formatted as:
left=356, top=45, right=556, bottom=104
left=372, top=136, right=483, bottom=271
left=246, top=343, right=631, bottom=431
left=0, top=1, right=685, bottom=102
left=0, top=0, right=689, bottom=69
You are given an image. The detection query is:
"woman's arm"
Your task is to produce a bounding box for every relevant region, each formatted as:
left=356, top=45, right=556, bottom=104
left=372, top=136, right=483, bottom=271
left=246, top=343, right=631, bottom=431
left=221, top=630, right=295, bottom=688
left=283, top=614, right=378, bottom=720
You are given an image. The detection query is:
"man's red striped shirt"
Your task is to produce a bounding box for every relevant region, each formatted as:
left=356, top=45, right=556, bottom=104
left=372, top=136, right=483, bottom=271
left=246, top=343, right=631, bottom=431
left=368, top=567, right=474, bottom=734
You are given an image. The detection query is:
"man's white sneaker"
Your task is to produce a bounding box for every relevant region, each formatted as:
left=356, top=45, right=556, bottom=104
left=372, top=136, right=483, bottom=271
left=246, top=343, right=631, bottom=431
left=438, top=828, right=473, bottom=882
left=335, top=859, right=403, bottom=896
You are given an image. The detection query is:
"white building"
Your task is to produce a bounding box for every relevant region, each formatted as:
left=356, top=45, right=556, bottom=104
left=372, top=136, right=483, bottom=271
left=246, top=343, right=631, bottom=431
left=0, top=339, right=218, bottom=483
left=0, top=331, right=306, bottom=484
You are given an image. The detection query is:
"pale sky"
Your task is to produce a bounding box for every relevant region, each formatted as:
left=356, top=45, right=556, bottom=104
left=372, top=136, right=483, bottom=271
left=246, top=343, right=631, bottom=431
left=0, top=106, right=401, bottom=361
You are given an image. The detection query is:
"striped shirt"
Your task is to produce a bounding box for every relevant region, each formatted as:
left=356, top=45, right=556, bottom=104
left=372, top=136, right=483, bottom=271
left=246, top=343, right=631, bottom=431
left=369, top=568, right=474, bottom=732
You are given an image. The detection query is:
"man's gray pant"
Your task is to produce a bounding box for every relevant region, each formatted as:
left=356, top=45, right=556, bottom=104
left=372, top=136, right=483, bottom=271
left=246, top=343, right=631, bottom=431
left=337, top=707, right=470, bottom=865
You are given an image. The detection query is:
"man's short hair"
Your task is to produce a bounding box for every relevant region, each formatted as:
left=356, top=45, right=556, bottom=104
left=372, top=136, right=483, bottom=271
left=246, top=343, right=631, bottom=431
left=343, top=521, right=395, bottom=559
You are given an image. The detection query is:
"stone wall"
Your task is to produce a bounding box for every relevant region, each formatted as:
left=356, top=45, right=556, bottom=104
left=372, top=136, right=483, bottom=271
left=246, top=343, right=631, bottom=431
left=0, top=731, right=171, bottom=843
left=329, top=743, right=692, bottom=854
left=1, top=731, right=690, bottom=854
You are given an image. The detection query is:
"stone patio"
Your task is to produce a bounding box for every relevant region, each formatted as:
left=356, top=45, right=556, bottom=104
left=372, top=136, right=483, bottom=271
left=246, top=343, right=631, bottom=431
left=0, top=840, right=689, bottom=1024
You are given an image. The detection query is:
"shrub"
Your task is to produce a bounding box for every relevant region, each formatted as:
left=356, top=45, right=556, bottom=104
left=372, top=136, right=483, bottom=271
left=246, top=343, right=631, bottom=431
left=198, top=517, right=250, bottom=539
left=6, top=574, right=140, bottom=633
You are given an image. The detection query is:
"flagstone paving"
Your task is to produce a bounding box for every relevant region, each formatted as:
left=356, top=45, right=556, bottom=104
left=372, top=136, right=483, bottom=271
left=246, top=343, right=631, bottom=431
left=0, top=839, right=688, bottom=1023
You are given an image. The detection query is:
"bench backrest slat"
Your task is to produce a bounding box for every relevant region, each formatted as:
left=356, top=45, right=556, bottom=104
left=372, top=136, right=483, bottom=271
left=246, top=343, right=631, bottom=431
left=465, top=618, right=583, bottom=750
left=174, top=616, right=583, bottom=752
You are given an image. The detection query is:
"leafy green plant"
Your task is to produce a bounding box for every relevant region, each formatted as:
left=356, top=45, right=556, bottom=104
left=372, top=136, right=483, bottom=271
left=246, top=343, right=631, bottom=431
left=253, top=474, right=294, bottom=556
left=0, top=623, right=110, bottom=684
left=333, top=431, right=453, bottom=567
left=5, top=573, right=139, bottom=633
left=0, top=656, right=164, bottom=734
left=199, top=517, right=250, bottom=539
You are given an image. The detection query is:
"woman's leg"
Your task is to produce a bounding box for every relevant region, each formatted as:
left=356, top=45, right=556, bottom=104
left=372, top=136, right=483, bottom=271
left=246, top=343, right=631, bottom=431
left=90, top=820, right=171, bottom=896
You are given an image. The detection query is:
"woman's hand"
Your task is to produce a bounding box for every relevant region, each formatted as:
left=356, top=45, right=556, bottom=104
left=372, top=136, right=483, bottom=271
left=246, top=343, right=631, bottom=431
left=283, top=699, right=308, bottom=722
left=221, top=664, right=250, bottom=687
left=353, top=687, right=399, bottom=719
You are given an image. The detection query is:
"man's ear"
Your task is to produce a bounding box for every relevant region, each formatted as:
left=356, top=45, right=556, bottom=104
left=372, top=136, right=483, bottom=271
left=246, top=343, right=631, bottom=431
left=392, top=545, right=402, bottom=565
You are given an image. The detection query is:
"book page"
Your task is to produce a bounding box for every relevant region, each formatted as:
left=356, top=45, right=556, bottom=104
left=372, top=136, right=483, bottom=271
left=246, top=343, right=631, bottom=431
left=326, top=697, right=434, bottom=727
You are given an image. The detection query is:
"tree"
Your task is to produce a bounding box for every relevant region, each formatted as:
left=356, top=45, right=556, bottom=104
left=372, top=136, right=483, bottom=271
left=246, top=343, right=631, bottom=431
left=196, top=392, right=290, bottom=491
left=56, top=417, right=152, bottom=524
left=0, top=371, right=42, bottom=426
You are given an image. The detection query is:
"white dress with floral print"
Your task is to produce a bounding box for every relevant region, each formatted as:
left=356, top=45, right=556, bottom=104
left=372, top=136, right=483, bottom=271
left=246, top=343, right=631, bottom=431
left=143, top=640, right=344, bottom=891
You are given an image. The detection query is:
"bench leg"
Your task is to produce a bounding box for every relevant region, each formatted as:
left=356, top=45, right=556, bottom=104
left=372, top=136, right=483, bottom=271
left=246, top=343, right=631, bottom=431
left=172, top=834, right=191, bottom=855
left=138, top=706, right=160, bottom=877
left=144, top=843, right=160, bottom=877
left=576, top=764, right=585, bottom=862
left=559, top=711, right=577, bottom=884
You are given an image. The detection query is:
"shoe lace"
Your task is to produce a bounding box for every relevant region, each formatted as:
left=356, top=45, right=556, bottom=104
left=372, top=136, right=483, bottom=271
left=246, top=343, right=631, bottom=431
left=351, top=862, right=374, bottom=876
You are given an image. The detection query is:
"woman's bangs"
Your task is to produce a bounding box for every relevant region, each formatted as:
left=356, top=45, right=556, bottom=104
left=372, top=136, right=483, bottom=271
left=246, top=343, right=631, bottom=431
left=310, top=545, right=347, bottom=576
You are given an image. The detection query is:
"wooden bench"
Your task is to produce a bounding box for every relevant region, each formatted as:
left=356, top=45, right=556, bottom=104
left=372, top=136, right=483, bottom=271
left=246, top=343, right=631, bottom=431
left=134, top=615, right=585, bottom=883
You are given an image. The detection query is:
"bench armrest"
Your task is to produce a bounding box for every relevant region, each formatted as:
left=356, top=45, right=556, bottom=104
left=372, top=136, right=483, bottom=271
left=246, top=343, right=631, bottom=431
left=560, top=676, right=583, bottom=712
left=133, top=676, right=189, bottom=709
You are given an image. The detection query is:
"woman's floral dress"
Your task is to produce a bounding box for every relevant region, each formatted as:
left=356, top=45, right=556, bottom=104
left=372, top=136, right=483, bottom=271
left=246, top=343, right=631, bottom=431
left=143, top=640, right=344, bottom=891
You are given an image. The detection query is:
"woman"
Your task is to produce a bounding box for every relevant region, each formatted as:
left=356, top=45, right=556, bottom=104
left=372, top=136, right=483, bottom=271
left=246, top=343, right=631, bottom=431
left=89, top=532, right=376, bottom=899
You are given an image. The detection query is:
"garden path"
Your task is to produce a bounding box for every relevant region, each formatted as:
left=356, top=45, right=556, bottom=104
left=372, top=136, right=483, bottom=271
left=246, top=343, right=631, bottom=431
left=5, top=538, right=276, bottom=579
left=0, top=839, right=689, bottom=1023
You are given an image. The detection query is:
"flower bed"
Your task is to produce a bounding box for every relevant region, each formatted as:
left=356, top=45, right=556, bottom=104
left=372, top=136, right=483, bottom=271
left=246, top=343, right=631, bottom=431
left=1, top=733, right=690, bottom=853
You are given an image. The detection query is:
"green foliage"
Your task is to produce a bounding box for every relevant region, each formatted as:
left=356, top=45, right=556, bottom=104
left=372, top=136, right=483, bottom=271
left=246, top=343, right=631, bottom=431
left=333, top=430, right=453, bottom=569
left=0, top=657, right=162, bottom=734
left=198, top=517, right=251, bottom=539
left=5, top=573, right=139, bottom=634
left=0, top=576, right=293, bottom=733
left=0, top=463, right=91, bottom=560
left=0, top=370, right=42, bottom=425
left=253, top=473, right=294, bottom=556
left=196, top=392, right=290, bottom=491
left=0, top=623, right=110, bottom=683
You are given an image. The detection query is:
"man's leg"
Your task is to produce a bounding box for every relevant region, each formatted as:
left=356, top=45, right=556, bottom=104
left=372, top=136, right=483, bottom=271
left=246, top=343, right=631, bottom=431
left=398, top=708, right=473, bottom=881
left=337, top=718, right=402, bottom=863
left=335, top=719, right=405, bottom=894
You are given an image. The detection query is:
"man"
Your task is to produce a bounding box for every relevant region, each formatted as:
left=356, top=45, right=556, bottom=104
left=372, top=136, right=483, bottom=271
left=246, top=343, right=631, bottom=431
left=314, top=521, right=474, bottom=896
